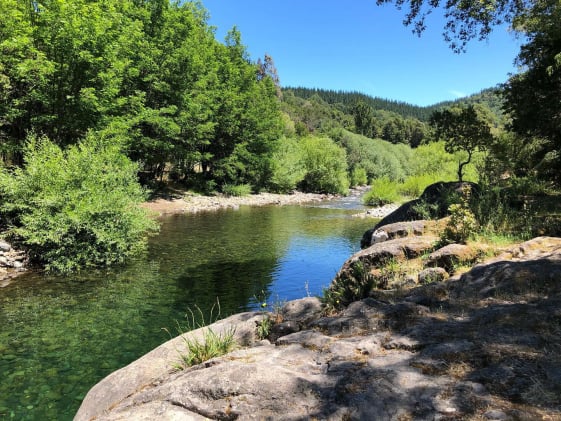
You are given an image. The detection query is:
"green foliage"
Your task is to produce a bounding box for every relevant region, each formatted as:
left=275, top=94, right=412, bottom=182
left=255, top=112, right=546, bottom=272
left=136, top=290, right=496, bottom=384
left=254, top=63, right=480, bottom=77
left=398, top=173, right=445, bottom=197
left=299, top=136, right=349, bottom=194
left=221, top=183, right=252, bottom=197
left=363, top=178, right=400, bottom=206
left=0, top=0, right=284, bottom=189
left=322, top=261, right=374, bottom=311
left=440, top=185, right=478, bottom=244
left=0, top=134, right=158, bottom=272
left=502, top=1, right=561, bottom=186
left=170, top=304, right=236, bottom=369
left=256, top=314, right=273, bottom=340
left=350, top=166, right=368, bottom=187
left=268, top=137, right=306, bottom=193
left=337, top=130, right=411, bottom=182
left=430, top=104, right=494, bottom=182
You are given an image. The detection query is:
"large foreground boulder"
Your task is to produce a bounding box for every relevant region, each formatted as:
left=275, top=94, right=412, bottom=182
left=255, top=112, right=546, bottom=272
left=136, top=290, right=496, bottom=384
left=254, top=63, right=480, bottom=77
left=76, top=238, right=561, bottom=421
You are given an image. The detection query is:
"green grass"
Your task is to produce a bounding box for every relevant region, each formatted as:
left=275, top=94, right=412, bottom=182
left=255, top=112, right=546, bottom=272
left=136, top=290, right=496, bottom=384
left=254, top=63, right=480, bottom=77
left=166, top=303, right=236, bottom=369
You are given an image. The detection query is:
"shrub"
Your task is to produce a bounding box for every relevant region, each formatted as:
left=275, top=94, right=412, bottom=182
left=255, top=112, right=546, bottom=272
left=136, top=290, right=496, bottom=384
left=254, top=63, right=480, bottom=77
left=398, top=173, right=445, bottom=198
left=363, top=177, right=399, bottom=206
left=440, top=185, right=478, bottom=244
left=222, top=183, right=252, bottom=197
left=299, top=136, right=349, bottom=194
left=0, top=134, right=159, bottom=272
left=268, top=137, right=305, bottom=193
left=350, top=166, right=368, bottom=187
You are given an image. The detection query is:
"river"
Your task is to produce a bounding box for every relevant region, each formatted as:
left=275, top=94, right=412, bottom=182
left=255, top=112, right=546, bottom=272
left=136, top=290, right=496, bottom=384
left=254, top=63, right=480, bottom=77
left=0, top=198, right=376, bottom=420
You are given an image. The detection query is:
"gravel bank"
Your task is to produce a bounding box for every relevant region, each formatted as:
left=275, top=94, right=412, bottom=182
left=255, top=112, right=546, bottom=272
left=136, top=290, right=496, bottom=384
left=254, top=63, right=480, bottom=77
left=141, top=191, right=333, bottom=215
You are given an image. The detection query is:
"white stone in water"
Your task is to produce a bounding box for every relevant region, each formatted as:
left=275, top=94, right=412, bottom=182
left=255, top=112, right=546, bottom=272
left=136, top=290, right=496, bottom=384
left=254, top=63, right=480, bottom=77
left=0, top=241, right=11, bottom=252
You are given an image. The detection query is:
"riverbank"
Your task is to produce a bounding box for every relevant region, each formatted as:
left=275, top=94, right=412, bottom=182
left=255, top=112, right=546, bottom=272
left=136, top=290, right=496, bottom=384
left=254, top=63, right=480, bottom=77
left=141, top=191, right=334, bottom=215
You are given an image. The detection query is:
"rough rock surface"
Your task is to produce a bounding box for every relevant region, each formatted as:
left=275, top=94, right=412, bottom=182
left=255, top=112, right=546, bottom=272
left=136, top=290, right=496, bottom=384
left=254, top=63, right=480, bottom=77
left=425, top=243, right=482, bottom=274
left=361, top=220, right=429, bottom=247
left=76, top=238, right=561, bottom=421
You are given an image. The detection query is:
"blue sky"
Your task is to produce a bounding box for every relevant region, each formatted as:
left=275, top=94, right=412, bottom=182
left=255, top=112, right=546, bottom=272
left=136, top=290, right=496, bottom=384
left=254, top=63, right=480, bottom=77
left=202, top=0, right=523, bottom=106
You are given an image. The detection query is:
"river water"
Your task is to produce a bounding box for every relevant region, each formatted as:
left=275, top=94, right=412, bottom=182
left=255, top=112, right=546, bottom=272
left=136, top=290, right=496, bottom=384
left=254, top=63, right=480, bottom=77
left=0, top=197, right=376, bottom=420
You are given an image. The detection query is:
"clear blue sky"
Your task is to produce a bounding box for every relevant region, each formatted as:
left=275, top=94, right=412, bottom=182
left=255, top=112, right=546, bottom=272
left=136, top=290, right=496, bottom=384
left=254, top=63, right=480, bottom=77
left=202, top=0, right=522, bottom=107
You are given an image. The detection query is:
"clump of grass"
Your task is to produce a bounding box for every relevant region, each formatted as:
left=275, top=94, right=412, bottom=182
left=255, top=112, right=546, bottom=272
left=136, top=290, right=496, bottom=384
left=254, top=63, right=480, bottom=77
left=256, top=315, right=272, bottom=340
left=323, top=261, right=375, bottom=311
left=165, top=302, right=236, bottom=369
left=253, top=290, right=285, bottom=340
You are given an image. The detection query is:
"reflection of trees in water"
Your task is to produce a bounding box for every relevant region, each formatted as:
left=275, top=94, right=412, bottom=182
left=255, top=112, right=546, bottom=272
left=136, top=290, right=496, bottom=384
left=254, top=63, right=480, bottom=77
left=0, top=205, right=373, bottom=420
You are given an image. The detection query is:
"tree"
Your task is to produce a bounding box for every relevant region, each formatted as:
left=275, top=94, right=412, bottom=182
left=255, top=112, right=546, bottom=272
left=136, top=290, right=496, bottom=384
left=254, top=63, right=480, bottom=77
left=375, top=0, right=530, bottom=52
left=377, top=0, right=561, bottom=187
left=299, top=136, right=349, bottom=194
left=352, top=100, right=377, bottom=137
left=430, top=105, right=494, bottom=182
left=257, top=54, right=282, bottom=98
left=502, top=0, right=561, bottom=184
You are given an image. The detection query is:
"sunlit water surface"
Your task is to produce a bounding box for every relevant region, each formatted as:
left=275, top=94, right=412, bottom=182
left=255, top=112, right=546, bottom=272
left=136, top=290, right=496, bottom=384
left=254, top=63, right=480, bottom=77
left=0, top=198, right=375, bottom=420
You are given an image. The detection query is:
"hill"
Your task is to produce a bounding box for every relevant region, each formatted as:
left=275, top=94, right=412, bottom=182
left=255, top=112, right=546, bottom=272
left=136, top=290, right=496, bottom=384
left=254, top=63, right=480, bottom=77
left=280, top=86, right=504, bottom=147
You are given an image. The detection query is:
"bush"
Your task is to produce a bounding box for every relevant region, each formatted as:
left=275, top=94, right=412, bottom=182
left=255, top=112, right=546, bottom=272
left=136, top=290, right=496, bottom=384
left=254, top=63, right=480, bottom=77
left=440, top=185, right=478, bottom=244
left=222, top=183, right=252, bottom=197
left=350, top=166, right=368, bottom=187
left=337, top=130, right=411, bottom=182
left=268, top=137, right=305, bottom=193
left=363, top=177, right=399, bottom=206
left=299, top=136, right=349, bottom=194
left=0, top=134, right=159, bottom=272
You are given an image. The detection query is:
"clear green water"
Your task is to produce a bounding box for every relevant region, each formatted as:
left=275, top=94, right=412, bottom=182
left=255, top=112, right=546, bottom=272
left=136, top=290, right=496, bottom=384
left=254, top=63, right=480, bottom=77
left=0, top=202, right=375, bottom=420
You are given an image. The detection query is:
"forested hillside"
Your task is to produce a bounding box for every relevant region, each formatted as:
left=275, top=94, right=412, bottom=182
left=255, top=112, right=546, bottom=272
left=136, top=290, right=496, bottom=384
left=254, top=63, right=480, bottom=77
left=281, top=86, right=504, bottom=147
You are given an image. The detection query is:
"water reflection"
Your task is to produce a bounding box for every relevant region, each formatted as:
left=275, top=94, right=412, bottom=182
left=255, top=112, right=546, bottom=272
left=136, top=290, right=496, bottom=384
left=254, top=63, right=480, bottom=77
left=0, top=203, right=375, bottom=420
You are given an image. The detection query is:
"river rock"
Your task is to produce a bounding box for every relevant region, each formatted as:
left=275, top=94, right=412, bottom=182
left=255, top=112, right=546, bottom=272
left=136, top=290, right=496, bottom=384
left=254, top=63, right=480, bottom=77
left=425, top=243, right=480, bottom=274
left=362, top=220, right=428, bottom=247
left=0, top=241, right=11, bottom=252
left=343, top=236, right=439, bottom=270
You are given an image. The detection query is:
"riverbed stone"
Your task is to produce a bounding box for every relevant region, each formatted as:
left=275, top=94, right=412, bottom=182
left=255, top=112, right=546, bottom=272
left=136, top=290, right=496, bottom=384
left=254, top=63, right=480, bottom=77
left=0, top=241, right=11, bottom=252
left=363, top=220, right=428, bottom=247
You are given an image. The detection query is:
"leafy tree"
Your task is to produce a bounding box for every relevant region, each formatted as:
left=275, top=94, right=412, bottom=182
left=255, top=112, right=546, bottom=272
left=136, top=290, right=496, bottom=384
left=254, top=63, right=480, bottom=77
left=352, top=100, right=377, bottom=137
left=0, top=134, right=158, bottom=272
left=502, top=0, right=561, bottom=184
left=430, top=105, right=494, bottom=182
left=375, top=0, right=529, bottom=52
left=299, top=136, right=349, bottom=194
left=268, top=137, right=306, bottom=193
